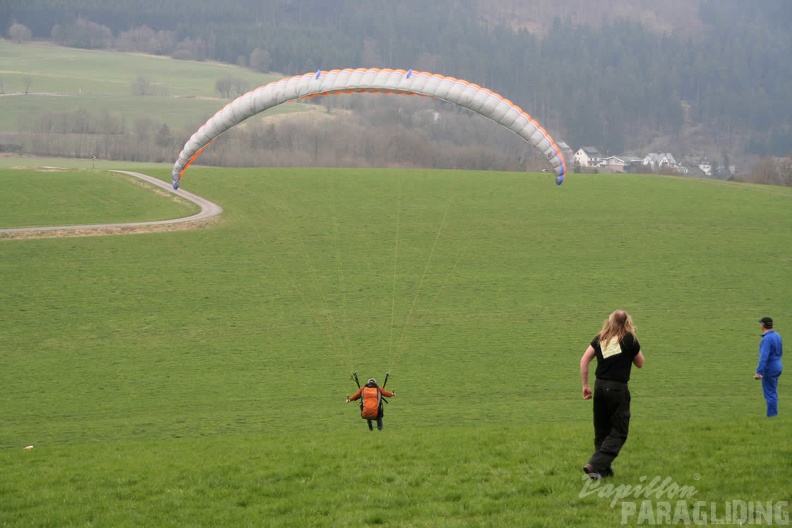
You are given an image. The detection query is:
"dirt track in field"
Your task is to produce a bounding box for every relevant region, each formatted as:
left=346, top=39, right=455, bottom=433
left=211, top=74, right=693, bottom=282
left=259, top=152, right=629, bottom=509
left=0, top=171, right=223, bottom=240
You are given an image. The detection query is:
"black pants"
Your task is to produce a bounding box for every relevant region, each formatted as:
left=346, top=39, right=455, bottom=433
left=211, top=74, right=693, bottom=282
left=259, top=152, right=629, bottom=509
left=367, top=417, right=384, bottom=430
left=588, top=379, right=631, bottom=472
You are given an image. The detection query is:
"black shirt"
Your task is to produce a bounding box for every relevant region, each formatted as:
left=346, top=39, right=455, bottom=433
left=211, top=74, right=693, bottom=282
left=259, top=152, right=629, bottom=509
left=591, top=333, right=641, bottom=383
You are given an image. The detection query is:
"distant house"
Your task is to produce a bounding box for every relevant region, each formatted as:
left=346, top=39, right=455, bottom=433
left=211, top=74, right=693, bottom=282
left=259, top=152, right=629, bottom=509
left=643, top=152, right=688, bottom=174
left=601, top=155, right=628, bottom=172
left=599, top=155, right=652, bottom=173
left=556, top=141, right=574, bottom=163
left=697, top=158, right=736, bottom=178
left=573, top=147, right=601, bottom=168
left=643, top=152, right=677, bottom=169
left=698, top=157, right=712, bottom=176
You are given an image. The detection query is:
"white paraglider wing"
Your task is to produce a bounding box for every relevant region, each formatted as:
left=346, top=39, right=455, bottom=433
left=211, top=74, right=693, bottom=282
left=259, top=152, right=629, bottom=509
left=172, top=68, right=567, bottom=189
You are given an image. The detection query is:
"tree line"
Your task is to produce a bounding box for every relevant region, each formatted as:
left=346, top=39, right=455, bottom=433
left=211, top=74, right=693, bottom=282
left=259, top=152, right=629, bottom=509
left=7, top=94, right=787, bottom=185
left=7, top=95, right=548, bottom=172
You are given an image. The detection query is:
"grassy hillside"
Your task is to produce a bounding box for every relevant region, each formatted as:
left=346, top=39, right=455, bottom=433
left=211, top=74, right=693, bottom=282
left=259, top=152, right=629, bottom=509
left=0, top=166, right=790, bottom=526
left=0, top=41, right=309, bottom=133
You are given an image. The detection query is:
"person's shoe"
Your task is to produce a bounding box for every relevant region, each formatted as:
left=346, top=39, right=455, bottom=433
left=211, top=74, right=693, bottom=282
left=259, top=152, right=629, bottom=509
left=602, top=467, right=614, bottom=478
left=583, top=464, right=602, bottom=480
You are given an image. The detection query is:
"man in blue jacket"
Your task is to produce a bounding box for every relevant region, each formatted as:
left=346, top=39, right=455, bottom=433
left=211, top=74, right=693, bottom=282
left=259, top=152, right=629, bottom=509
left=755, top=317, right=783, bottom=417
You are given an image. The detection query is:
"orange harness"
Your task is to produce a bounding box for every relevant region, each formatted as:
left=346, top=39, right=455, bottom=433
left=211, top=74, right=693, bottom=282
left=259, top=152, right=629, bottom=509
left=360, top=386, right=383, bottom=419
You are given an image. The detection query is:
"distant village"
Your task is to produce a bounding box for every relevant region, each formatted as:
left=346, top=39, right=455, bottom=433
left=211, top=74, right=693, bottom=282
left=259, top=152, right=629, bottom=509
left=558, top=143, right=736, bottom=179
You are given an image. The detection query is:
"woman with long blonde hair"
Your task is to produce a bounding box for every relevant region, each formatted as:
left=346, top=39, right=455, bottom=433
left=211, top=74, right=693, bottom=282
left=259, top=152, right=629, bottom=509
left=579, top=310, right=645, bottom=479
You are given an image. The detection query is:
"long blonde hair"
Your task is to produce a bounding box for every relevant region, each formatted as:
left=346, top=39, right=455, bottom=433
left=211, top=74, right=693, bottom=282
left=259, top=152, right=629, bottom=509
left=598, top=310, right=636, bottom=344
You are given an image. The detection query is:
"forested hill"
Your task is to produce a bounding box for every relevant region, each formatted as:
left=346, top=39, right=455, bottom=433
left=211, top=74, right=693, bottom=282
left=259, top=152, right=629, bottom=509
left=2, top=0, right=791, bottom=160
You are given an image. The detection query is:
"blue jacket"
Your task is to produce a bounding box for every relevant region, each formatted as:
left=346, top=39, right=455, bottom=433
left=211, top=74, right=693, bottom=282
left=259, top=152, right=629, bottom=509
left=757, top=330, right=783, bottom=375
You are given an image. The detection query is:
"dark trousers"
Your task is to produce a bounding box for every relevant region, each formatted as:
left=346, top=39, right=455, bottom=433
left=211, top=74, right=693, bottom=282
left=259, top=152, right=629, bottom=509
left=588, top=379, right=631, bottom=472
left=367, top=417, right=383, bottom=430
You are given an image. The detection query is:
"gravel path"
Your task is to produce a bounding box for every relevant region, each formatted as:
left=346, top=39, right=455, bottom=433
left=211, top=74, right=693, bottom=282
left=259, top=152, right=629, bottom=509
left=0, top=170, right=222, bottom=239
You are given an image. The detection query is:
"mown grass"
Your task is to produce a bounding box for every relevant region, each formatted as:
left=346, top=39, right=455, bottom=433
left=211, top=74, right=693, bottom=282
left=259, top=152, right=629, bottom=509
left=0, top=41, right=309, bottom=132
left=0, top=420, right=789, bottom=527
left=0, top=168, right=196, bottom=227
left=1, top=166, right=790, bottom=526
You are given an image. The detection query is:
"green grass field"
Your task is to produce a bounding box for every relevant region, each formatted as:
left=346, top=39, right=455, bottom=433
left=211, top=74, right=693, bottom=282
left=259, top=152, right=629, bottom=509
left=0, top=41, right=310, bottom=132
left=0, top=168, right=196, bottom=228
left=1, top=165, right=790, bottom=526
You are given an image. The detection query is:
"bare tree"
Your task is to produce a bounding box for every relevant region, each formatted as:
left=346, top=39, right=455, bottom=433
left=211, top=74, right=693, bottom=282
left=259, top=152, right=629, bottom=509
left=249, top=48, right=271, bottom=73
left=215, top=78, right=232, bottom=98
left=215, top=77, right=251, bottom=98
left=51, top=17, right=112, bottom=49
left=23, top=76, right=32, bottom=95
left=172, top=36, right=209, bottom=61
left=749, top=157, right=781, bottom=185
left=133, top=117, right=156, bottom=140
left=231, top=78, right=250, bottom=97
left=781, top=157, right=792, bottom=187
left=130, top=76, right=151, bottom=96
left=7, top=23, right=32, bottom=43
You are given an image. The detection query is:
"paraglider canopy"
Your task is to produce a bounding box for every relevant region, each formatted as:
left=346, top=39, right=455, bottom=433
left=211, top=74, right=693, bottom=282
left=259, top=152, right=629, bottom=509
left=172, top=68, right=567, bottom=189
